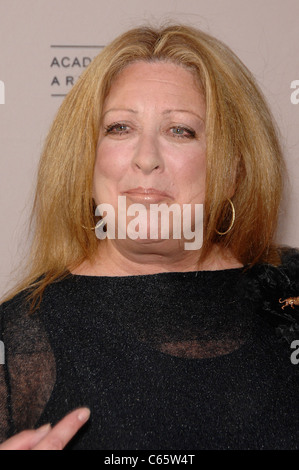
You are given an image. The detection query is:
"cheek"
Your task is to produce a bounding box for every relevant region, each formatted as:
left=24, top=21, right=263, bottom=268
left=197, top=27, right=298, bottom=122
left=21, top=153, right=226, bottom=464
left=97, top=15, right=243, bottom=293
left=170, top=148, right=206, bottom=201
left=184, top=153, right=206, bottom=178
left=94, top=142, right=126, bottom=179
left=93, top=143, right=126, bottom=204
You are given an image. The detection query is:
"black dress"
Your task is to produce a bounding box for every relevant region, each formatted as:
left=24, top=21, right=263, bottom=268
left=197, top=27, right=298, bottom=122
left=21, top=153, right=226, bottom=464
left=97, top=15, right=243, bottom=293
left=0, top=249, right=299, bottom=449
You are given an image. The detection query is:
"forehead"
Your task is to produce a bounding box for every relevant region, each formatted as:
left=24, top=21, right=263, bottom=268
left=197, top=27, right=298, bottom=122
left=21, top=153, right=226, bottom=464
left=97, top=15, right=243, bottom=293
left=103, top=61, right=205, bottom=110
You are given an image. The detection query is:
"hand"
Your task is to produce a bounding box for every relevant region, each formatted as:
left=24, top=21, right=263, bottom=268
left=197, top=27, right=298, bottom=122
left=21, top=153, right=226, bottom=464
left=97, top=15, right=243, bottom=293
left=0, top=407, right=90, bottom=450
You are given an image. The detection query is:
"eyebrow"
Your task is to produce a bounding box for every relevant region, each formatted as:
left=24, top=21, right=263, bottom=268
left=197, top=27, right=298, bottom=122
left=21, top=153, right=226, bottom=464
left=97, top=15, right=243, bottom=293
left=102, top=108, right=138, bottom=117
left=102, top=108, right=205, bottom=122
left=162, top=109, right=205, bottom=122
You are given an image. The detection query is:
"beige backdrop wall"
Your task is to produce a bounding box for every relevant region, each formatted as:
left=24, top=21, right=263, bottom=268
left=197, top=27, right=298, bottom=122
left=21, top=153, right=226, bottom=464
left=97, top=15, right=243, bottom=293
left=0, top=0, right=299, bottom=297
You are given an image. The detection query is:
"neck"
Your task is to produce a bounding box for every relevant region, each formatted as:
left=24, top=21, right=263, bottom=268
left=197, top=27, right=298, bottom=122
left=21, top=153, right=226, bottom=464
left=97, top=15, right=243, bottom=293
left=71, top=240, right=243, bottom=276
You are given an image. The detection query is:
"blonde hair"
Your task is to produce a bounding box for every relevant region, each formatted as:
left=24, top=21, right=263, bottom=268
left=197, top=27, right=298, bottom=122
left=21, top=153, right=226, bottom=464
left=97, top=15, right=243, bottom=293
left=3, top=24, right=284, bottom=310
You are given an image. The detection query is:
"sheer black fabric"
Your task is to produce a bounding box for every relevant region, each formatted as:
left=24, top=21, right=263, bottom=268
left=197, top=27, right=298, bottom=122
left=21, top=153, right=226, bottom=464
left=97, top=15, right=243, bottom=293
left=0, top=293, right=56, bottom=439
left=0, top=251, right=299, bottom=449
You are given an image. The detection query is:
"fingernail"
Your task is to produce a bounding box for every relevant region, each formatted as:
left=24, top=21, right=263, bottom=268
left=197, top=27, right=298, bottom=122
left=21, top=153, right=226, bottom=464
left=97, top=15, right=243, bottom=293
left=36, top=423, right=51, bottom=434
left=77, top=408, right=90, bottom=422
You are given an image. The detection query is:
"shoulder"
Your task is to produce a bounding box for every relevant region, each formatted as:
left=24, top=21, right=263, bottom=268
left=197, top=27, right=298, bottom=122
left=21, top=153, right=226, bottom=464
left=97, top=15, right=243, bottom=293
left=0, top=273, right=81, bottom=313
left=241, top=246, right=299, bottom=345
left=0, top=290, right=31, bottom=330
left=0, top=273, right=92, bottom=333
left=0, top=276, right=69, bottom=335
left=0, top=290, right=44, bottom=357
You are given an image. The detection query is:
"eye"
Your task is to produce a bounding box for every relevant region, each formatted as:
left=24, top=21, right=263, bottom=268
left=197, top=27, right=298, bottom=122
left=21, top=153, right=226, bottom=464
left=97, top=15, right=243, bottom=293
left=170, top=126, right=196, bottom=139
left=104, top=122, right=130, bottom=135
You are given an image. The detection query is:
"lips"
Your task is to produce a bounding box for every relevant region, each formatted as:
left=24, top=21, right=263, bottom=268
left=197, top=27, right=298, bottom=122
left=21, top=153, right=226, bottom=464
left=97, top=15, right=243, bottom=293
left=123, top=187, right=173, bottom=203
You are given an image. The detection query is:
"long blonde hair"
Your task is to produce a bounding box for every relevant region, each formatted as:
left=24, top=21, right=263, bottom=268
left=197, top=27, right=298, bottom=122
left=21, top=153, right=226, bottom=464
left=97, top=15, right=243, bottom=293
left=3, top=24, right=284, bottom=311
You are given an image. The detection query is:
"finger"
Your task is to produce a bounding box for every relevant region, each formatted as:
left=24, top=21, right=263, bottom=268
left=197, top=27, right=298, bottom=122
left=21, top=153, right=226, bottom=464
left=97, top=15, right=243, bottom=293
left=0, top=424, right=51, bottom=450
left=33, top=407, right=90, bottom=450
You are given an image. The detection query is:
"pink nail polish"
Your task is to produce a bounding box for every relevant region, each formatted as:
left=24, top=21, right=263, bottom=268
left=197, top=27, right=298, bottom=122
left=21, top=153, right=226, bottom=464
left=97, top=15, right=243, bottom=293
left=77, top=408, right=90, bottom=422
left=36, top=423, right=51, bottom=434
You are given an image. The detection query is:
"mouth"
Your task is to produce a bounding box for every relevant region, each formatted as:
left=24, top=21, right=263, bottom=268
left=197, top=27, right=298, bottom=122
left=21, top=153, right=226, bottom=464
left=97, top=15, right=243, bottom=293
left=122, top=187, right=173, bottom=203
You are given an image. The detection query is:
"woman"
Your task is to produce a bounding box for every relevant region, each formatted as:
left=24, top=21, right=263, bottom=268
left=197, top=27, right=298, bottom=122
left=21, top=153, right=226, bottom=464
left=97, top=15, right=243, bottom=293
left=0, top=24, right=298, bottom=450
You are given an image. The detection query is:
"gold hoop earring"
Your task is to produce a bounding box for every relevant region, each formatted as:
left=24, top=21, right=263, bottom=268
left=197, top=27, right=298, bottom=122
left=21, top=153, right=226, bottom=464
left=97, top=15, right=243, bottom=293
left=215, top=198, right=235, bottom=235
left=82, top=219, right=106, bottom=231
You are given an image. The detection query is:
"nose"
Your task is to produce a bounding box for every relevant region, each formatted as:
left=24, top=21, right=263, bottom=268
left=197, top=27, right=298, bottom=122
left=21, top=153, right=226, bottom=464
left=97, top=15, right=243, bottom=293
left=132, top=132, right=164, bottom=174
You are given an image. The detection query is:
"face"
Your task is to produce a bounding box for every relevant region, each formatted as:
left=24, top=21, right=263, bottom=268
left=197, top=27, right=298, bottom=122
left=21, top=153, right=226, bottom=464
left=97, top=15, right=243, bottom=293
left=93, top=61, right=206, bottom=245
